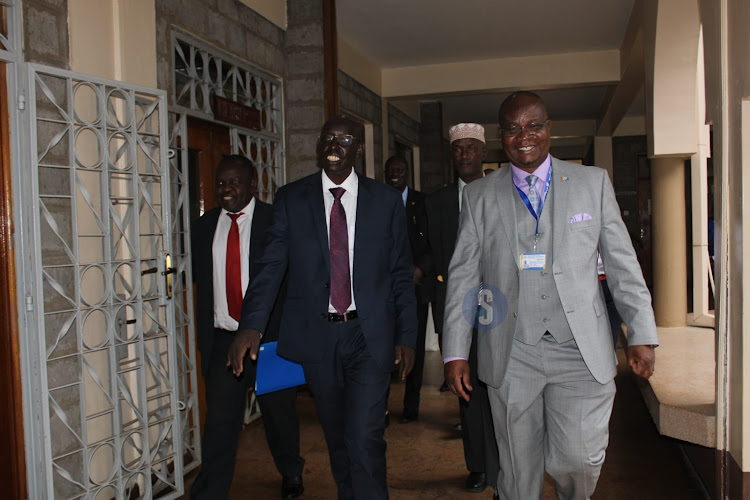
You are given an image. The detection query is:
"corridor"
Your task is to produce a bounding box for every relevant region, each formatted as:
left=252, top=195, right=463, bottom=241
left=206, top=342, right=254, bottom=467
left=182, top=349, right=708, bottom=499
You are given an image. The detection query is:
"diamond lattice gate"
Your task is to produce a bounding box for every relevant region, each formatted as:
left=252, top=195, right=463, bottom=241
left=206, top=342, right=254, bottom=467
left=24, top=64, right=185, bottom=499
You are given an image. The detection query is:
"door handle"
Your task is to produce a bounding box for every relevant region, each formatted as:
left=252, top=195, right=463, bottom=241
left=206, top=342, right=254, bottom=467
left=162, top=254, right=175, bottom=299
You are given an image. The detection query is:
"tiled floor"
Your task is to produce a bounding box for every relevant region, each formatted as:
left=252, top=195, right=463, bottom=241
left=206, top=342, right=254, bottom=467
left=181, top=349, right=708, bottom=499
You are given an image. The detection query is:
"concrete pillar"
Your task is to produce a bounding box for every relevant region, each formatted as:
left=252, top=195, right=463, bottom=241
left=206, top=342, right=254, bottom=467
left=594, top=136, right=614, bottom=182
left=419, top=101, right=445, bottom=193
left=285, top=0, right=327, bottom=182
left=651, top=156, right=688, bottom=326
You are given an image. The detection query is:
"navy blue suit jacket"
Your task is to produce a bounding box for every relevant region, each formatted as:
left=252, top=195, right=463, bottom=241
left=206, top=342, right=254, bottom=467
left=239, top=171, right=417, bottom=371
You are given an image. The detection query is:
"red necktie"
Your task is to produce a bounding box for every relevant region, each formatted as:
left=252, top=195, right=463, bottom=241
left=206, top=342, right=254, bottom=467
left=226, top=212, right=244, bottom=321
left=329, top=188, right=351, bottom=314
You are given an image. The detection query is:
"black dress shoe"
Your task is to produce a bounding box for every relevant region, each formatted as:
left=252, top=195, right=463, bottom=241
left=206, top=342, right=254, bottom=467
left=282, top=475, right=304, bottom=499
left=452, top=422, right=463, bottom=432
left=399, top=413, right=418, bottom=423
left=464, top=471, right=487, bottom=493
left=439, top=380, right=450, bottom=392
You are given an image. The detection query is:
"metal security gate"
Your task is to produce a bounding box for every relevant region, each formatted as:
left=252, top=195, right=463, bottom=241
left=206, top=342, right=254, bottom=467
left=20, top=64, right=186, bottom=499
left=167, top=111, right=201, bottom=474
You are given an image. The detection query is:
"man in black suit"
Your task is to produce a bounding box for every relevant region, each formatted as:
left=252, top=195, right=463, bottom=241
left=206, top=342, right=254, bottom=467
left=384, top=155, right=433, bottom=423
left=424, top=124, right=499, bottom=494
left=228, top=116, right=417, bottom=500
left=190, top=155, right=305, bottom=500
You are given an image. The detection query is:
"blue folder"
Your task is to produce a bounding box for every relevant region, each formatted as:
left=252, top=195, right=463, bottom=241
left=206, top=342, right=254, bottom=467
left=255, top=341, right=306, bottom=395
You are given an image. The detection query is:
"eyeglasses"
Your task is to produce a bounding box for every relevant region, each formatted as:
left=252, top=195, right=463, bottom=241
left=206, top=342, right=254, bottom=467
left=500, top=121, right=549, bottom=138
left=318, top=134, right=356, bottom=146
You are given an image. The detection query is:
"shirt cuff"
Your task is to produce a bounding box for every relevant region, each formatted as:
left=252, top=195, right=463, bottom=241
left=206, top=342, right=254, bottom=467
left=443, top=356, right=467, bottom=364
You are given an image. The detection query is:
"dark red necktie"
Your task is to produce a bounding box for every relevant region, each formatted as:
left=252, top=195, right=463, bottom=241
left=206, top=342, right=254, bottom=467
left=329, top=188, right=351, bottom=314
left=226, top=212, right=244, bottom=321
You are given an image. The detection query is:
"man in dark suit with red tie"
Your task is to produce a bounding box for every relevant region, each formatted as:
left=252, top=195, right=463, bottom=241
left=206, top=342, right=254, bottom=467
left=190, top=155, right=304, bottom=500
left=228, top=116, right=417, bottom=500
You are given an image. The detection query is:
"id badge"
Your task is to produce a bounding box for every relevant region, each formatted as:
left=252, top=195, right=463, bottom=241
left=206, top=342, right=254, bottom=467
left=520, top=253, right=546, bottom=270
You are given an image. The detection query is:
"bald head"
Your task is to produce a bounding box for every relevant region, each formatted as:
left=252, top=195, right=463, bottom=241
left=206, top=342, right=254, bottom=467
left=498, top=91, right=551, bottom=173
left=316, top=114, right=363, bottom=184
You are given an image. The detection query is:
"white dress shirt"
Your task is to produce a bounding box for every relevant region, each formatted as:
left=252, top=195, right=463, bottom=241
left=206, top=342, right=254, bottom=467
left=322, top=169, right=358, bottom=312
left=212, top=198, right=256, bottom=330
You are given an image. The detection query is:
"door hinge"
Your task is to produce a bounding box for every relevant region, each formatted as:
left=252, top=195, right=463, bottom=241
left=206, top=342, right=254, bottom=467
left=17, top=94, right=26, bottom=110
left=25, top=295, right=33, bottom=311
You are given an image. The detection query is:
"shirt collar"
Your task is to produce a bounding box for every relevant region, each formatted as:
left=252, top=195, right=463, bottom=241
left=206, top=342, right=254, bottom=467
left=511, top=154, right=552, bottom=188
left=457, top=171, right=485, bottom=192
left=322, top=168, right=358, bottom=197
left=458, top=176, right=467, bottom=193
left=220, top=197, right=256, bottom=219
left=401, top=186, right=408, bottom=206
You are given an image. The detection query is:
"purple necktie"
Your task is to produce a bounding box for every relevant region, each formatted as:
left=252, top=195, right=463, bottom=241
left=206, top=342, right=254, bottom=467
left=526, top=175, right=541, bottom=214
left=329, top=187, right=351, bottom=314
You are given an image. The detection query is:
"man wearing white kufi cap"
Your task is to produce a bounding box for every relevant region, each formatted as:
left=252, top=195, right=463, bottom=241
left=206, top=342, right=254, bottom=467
left=424, top=123, right=499, bottom=495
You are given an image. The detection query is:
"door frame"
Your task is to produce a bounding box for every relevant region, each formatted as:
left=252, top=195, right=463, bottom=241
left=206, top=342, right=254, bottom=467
left=0, top=57, right=27, bottom=500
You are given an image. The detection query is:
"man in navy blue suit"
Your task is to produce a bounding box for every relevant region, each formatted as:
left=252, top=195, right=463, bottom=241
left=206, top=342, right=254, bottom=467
left=228, top=115, right=417, bottom=500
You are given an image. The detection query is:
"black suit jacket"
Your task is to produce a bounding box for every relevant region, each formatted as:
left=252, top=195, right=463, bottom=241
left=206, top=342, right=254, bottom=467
left=424, top=183, right=459, bottom=334
left=192, top=200, right=282, bottom=375
left=404, top=188, right=433, bottom=303
left=239, top=171, right=417, bottom=371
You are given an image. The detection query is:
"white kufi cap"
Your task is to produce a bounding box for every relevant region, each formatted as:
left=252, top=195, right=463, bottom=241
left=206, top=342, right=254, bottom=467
left=449, top=123, right=485, bottom=143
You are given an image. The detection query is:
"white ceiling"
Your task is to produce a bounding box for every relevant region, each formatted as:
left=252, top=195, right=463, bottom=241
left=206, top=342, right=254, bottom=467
left=337, top=0, right=636, bottom=68
left=336, top=0, right=643, bottom=159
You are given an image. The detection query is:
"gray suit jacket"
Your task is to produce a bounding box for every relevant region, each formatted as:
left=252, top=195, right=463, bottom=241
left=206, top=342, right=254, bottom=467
left=442, top=158, right=658, bottom=387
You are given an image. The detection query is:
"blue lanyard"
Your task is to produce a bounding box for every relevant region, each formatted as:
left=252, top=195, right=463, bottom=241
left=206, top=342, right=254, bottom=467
left=514, top=167, right=552, bottom=242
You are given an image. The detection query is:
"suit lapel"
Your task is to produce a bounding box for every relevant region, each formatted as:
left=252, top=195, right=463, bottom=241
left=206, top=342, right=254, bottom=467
left=446, top=184, right=459, bottom=242
left=495, top=167, right=520, bottom=268
left=405, top=188, right=415, bottom=220
left=307, top=174, right=330, bottom=272
left=248, top=201, right=264, bottom=267
left=353, top=175, right=372, bottom=276
left=551, top=158, right=571, bottom=256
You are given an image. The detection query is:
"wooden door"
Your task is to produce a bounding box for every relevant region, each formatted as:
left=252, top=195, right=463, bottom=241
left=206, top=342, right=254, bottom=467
left=0, top=60, right=26, bottom=500
left=187, top=117, right=231, bottom=429
left=187, top=117, right=232, bottom=220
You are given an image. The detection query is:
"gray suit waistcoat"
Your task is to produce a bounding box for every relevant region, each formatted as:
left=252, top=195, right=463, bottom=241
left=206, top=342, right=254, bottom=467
left=514, top=186, right=573, bottom=345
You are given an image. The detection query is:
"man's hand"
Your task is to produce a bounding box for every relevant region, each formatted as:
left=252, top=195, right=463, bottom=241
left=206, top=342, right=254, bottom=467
left=413, top=266, right=424, bottom=284
left=395, top=345, right=415, bottom=380
left=226, top=329, right=262, bottom=376
left=445, top=359, right=472, bottom=402
left=627, top=344, right=655, bottom=379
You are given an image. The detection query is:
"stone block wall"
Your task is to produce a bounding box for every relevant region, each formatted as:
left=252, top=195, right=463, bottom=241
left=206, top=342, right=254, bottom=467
left=23, top=0, right=69, bottom=67
left=419, top=101, right=447, bottom=193
left=387, top=103, right=420, bottom=155
left=154, top=0, right=329, bottom=184
left=155, top=0, right=286, bottom=106
left=284, top=0, right=326, bottom=182
left=338, top=70, right=383, bottom=179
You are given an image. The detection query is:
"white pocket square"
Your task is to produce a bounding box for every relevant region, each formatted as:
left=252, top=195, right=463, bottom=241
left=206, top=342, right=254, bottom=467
left=570, top=213, right=593, bottom=223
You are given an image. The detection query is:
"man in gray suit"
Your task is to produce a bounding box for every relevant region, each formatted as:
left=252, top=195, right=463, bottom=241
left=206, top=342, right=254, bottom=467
left=442, top=91, right=658, bottom=500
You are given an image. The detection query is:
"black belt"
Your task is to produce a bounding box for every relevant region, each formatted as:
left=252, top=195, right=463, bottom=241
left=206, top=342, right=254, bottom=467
left=328, top=310, right=358, bottom=323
